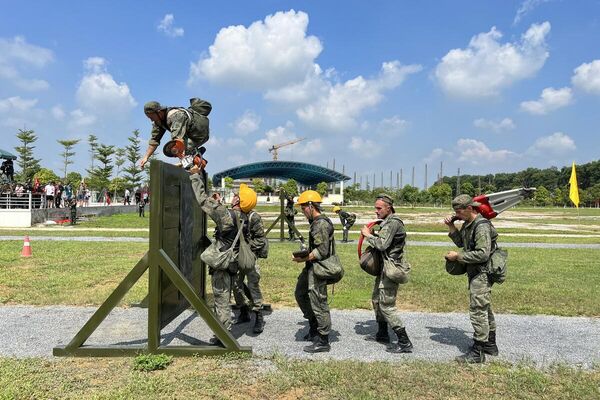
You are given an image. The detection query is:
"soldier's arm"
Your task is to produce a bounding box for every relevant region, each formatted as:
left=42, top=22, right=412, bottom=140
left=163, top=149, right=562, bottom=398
left=448, top=230, right=464, bottom=248
left=457, top=224, right=492, bottom=264
left=148, top=123, right=166, bottom=147
left=366, top=219, right=404, bottom=252
left=309, top=219, right=331, bottom=261
left=189, top=174, right=234, bottom=232
left=248, top=214, right=268, bottom=254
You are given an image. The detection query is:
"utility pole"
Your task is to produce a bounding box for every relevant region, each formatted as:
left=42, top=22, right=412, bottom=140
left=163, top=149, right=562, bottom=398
left=440, top=161, right=443, bottom=184
left=353, top=171, right=356, bottom=184
left=400, top=168, right=403, bottom=188
left=411, top=166, right=415, bottom=187
left=333, top=158, right=336, bottom=171
left=478, top=176, right=481, bottom=194
left=381, top=172, right=384, bottom=188
left=424, top=163, right=428, bottom=190
left=373, top=173, right=376, bottom=189
left=457, top=168, right=461, bottom=195
left=396, top=172, right=399, bottom=189
left=390, top=170, right=393, bottom=188
left=360, top=175, right=363, bottom=189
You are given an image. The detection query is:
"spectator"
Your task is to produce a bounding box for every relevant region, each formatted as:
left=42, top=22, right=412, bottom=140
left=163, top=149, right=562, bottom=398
left=134, top=189, right=141, bottom=205
left=124, top=188, right=131, bottom=205
left=138, top=196, right=145, bottom=217
left=84, top=188, right=90, bottom=207
left=143, top=191, right=149, bottom=205
left=77, top=182, right=85, bottom=207
left=44, top=181, right=55, bottom=208
left=1, top=159, right=14, bottom=182
left=55, top=182, right=63, bottom=208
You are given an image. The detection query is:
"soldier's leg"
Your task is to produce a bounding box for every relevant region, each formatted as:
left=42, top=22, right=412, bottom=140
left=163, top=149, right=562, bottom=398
left=342, top=227, right=348, bottom=242
left=367, top=275, right=389, bottom=343
left=307, top=269, right=331, bottom=336
left=483, top=297, right=498, bottom=356
left=232, top=271, right=251, bottom=324
left=246, top=264, right=264, bottom=311
left=211, top=269, right=233, bottom=330
left=469, top=273, right=492, bottom=342
left=294, top=267, right=314, bottom=321
left=378, top=274, right=404, bottom=330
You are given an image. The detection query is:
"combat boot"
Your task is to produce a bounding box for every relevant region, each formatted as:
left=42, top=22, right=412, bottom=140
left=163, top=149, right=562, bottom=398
left=209, top=336, right=224, bottom=347
left=303, top=318, right=318, bottom=341
left=253, top=311, right=265, bottom=334
left=303, top=334, right=330, bottom=353
left=456, top=340, right=486, bottom=363
left=386, top=327, right=413, bottom=353
left=365, top=321, right=390, bottom=343
left=235, top=305, right=251, bottom=324
left=483, top=330, right=498, bottom=356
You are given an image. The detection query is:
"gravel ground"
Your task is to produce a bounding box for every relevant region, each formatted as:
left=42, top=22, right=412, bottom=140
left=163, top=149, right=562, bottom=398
left=2, top=235, right=600, bottom=249
left=1, top=305, right=599, bottom=368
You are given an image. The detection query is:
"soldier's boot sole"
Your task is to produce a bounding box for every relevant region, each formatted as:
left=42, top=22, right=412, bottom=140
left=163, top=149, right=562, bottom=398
left=303, top=343, right=331, bottom=353
left=385, top=343, right=413, bottom=354
left=364, top=334, right=390, bottom=343
left=483, top=343, right=498, bottom=356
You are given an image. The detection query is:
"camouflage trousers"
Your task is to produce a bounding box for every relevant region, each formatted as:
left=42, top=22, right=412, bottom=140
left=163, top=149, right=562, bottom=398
left=372, top=273, right=404, bottom=330
left=232, top=263, right=263, bottom=312
left=211, top=269, right=233, bottom=330
left=469, top=272, right=496, bottom=342
left=295, top=265, right=331, bottom=336
left=286, top=217, right=296, bottom=239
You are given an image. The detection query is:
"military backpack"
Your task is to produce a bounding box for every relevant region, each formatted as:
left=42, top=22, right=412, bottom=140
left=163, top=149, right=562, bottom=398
left=469, top=219, right=508, bottom=284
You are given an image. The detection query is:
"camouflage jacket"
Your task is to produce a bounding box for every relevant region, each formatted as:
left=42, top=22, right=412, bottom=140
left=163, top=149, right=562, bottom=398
left=308, top=215, right=334, bottom=262
left=241, top=210, right=269, bottom=258
left=190, top=174, right=237, bottom=249
left=448, top=214, right=498, bottom=266
left=338, top=210, right=356, bottom=226
left=148, top=107, right=194, bottom=147
left=367, top=213, right=406, bottom=262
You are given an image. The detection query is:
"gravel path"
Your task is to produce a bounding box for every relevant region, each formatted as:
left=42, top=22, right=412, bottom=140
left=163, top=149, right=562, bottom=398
left=1, top=306, right=598, bottom=367
left=2, top=235, right=600, bottom=249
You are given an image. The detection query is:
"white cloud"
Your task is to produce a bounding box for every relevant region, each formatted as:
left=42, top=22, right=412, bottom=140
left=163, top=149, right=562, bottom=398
left=297, top=61, right=421, bottom=132
left=51, top=105, right=66, bottom=121
left=424, top=148, right=453, bottom=163
left=0, top=96, right=38, bottom=113
left=457, top=139, right=517, bottom=164
left=377, top=115, right=409, bottom=136
left=572, top=60, right=600, bottom=94
left=157, top=14, right=184, bottom=38
left=520, top=87, right=573, bottom=115
left=527, top=132, right=576, bottom=155
left=69, top=109, right=97, bottom=128
left=513, top=0, right=553, bottom=25
left=189, top=10, right=323, bottom=90
left=232, top=110, right=261, bottom=135
left=254, top=122, right=320, bottom=159
left=473, top=117, right=516, bottom=133
left=435, top=22, right=550, bottom=98
left=76, top=57, right=137, bottom=115
left=349, top=137, right=382, bottom=158
left=0, top=36, right=53, bottom=91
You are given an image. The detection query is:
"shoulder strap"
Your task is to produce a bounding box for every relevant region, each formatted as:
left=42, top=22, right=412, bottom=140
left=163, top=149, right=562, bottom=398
left=228, top=209, right=245, bottom=247
left=469, top=218, right=491, bottom=251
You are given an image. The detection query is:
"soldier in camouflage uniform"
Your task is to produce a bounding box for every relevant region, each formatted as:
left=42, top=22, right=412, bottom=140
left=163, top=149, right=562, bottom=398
left=292, top=190, right=334, bottom=353
left=444, top=194, right=499, bottom=363
left=231, top=188, right=269, bottom=334
left=189, top=167, right=245, bottom=343
left=284, top=196, right=297, bottom=241
left=333, top=206, right=356, bottom=242
left=140, top=100, right=210, bottom=169
left=360, top=194, right=413, bottom=353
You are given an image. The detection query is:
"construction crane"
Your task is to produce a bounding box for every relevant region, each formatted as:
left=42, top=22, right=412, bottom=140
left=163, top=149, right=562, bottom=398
left=268, top=138, right=306, bottom=160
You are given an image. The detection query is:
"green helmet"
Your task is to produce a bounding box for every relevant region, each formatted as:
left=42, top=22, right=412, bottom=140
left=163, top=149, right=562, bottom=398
left=144, top=101, right=164, bottom=114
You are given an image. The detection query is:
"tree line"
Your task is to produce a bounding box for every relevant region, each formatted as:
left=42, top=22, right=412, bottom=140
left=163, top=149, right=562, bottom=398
left=13, top=129, right=148, bottom=196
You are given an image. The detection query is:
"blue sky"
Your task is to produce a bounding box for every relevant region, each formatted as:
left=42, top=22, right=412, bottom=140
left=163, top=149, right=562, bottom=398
left=1, top=1, right=599, bottom=188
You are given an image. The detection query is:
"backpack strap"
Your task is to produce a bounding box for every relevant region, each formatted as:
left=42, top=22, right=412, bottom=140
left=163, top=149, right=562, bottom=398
left=469, top=218, right=496, bottom=252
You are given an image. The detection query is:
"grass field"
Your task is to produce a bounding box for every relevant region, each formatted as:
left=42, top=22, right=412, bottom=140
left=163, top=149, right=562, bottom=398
left=1, top=240, right=598, bottom=316
left=1, top=356, right=599, bottom=399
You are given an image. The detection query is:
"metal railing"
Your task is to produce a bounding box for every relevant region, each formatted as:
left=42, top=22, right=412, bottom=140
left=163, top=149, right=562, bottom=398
left=0, top=193, right=46, bottom=209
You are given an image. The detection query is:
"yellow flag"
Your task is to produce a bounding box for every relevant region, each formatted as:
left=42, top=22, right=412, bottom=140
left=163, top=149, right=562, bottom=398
left=569, top=162, right=579, bottom=208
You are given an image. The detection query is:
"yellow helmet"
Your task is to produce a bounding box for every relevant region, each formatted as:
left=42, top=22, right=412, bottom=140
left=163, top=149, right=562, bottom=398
left=296, top=190, right=322, bottom=205
left=332, top=206, right=341, bottom=213
left=238, top=184, right=257, bottom=213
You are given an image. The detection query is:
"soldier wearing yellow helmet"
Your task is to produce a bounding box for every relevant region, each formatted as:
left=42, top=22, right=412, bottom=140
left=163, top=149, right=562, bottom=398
left=292, top=190, right=336, bottom=353
left=333, top=205, right=357, bottom=243
left=231, top=184, right=269, bottom=334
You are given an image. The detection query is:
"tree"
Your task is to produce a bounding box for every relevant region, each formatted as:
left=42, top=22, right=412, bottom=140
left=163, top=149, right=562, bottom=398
left=251, top=178, right=266, bottom=194
left=114, top=147, right=126, bottom=177
left=460, top=181, right=476, bottom=197
left=109, top=177, right=127, bottom=198
left=88, top=134, right=99, bottom=171
left=224, top=176, right=234, bottom=194
left=87, top=144, right=115, bottom=190
left=428, top=183, right=452, bottom=206
left=533, top=186, right=552, bottom=207
left=281, top=179, right=298, bottom=197
left=316, top=181, right=328, bottom=197
left=65, top=171, right=82, bottom=187
left=14, top=129, right=41, bottom=183
left=57, top=139, right=80, bottom=179
left=400, top=185, right=419, bottom=206
left=34, top=168, right=60, bottom=184
left=123, top=129, right=144, bottom=189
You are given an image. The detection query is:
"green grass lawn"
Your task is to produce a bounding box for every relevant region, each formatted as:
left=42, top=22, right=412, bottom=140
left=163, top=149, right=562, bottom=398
left=1, top=241, right=598, bottom=316
left=1, top=356, right=598, bottom=399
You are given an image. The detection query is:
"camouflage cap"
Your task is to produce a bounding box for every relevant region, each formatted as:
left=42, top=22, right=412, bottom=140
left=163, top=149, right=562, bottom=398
left=376, top=193, right=395, bottom=212
left=452, top=194, right=481, bottom=209
left=144, top=101, right=164, bottom=114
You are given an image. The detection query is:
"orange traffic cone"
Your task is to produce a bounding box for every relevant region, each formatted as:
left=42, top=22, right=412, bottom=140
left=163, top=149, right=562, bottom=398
left=21, top=235, right=32, bottom=257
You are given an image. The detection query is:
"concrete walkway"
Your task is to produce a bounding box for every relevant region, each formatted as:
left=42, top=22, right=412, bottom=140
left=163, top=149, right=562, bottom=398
left=1, top=306, right=598, bottom=368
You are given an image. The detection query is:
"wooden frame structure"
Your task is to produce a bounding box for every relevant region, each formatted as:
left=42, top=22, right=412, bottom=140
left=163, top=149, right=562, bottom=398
left=53, top=160, right=251, bottom=356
